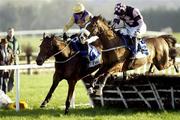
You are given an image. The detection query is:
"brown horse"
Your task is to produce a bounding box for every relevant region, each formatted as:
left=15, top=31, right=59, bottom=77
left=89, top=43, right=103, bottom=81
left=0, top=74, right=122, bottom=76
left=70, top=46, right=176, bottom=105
left=36, top=34, right=102, bottom=114
left=85, top=16, right=179, bottom=94
left=0, top=38, right=14, bottom=93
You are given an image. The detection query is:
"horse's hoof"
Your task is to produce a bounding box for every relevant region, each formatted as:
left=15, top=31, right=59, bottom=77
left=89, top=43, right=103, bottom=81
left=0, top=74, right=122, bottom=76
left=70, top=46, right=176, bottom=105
left=95, top=88, right=103, bottom=96
left=88, top=87, right=94, bottom=95
left=40, top=103, right=46, bottom=108
left=64, top=110, right=69, bottom=115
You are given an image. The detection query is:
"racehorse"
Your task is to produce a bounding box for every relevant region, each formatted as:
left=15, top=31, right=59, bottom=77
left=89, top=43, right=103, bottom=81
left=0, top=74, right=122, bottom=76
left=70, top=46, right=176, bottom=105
left=0, top=38, right=14, bottom=93
left=85, top=15, right=179, bottom=94
left=36, top=33, right=102, bottom=114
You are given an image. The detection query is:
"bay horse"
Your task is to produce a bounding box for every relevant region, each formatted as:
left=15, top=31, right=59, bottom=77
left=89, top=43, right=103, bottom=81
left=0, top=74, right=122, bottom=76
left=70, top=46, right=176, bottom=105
left=0, top=38, right=14, bottom=93
left=85, top=16, right=179, bottom=94
left=36, top=33, right=102, bottom=114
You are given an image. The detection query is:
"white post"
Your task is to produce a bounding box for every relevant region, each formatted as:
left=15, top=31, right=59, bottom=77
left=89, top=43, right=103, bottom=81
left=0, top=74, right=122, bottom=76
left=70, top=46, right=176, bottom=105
left=15, top=54, right=20, bottom=111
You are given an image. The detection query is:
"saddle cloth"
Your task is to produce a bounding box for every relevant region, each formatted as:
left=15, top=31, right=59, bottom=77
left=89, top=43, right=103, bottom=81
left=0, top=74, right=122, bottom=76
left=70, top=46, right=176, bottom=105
left=88, top=45, right=101, bottom=68
left=71, top=37, right=101, bottom=67
left=121, top=35, right=149, bottom=58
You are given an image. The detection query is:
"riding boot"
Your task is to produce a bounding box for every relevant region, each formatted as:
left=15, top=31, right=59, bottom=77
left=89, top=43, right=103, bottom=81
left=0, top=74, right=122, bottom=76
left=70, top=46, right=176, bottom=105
left=81, top=56, right=90, bottom=72
left=130, top=37, right=137, bottom=59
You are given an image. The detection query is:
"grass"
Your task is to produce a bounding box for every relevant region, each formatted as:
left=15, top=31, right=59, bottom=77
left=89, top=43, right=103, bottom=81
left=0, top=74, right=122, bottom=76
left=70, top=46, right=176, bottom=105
left=0, top=72, right=180, bottom=120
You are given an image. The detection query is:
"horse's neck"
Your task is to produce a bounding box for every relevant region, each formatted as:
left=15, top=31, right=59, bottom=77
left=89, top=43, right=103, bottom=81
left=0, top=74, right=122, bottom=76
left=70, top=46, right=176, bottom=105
left=54, top=43, right=76, bottom=61
left=99, top=24, right=123, bottom=49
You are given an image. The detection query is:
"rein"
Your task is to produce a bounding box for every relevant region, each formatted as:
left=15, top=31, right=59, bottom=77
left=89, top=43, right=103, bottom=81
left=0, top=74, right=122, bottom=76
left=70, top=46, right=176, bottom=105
left=55, top=51, right=79, bottom=64
left=101, top=46, right=126, bottom=52
left=51, top=40, right=72, bottom=57
left=50, top=40, right=80, bottom=64
left=85, top=21, right=126, bottom=52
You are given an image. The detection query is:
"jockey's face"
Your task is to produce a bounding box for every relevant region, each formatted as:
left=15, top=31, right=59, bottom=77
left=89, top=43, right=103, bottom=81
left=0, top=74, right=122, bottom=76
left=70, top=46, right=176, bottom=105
left=119, top=9, right=126, bottom=17
left=75, top=11, right=84, bottom=16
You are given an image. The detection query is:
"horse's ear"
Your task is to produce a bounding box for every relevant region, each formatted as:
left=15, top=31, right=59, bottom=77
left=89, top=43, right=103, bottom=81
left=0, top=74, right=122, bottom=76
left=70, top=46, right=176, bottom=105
left=43, top=33, right=46, bottom=39
left=92, top=15, right=99, bottom=22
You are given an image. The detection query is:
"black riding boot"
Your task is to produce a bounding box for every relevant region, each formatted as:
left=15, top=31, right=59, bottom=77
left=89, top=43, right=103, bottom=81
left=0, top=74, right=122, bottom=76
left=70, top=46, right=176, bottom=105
left=81, top=56, right=90, bottom=73
left=130, top=37, right=137, bottom=59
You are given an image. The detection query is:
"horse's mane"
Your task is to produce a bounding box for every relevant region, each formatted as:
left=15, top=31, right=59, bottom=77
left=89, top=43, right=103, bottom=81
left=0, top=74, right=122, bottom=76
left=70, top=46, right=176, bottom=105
left=45, top=34, right=63, bottom=41
left=93, top=15, right=111, bottom=27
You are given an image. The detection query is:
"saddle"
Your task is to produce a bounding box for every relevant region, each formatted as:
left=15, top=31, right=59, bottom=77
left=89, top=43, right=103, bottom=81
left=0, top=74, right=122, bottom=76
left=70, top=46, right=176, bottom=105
left=70, top=36, right=101, bottom=68
left=119, top=34, right=149, bottom=59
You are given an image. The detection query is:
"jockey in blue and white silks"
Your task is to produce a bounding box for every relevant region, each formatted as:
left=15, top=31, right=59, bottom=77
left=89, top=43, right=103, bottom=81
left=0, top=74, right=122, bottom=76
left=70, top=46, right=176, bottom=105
left=63, top=3, right=93, bottom=40
left=70, top=29, right=100, bottom=68
left=113, top=3, right=147, bottom=59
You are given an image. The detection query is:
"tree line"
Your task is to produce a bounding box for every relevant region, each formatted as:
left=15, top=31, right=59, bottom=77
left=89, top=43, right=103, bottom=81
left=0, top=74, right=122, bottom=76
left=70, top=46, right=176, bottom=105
left=0, top=1, right=179, bottom=32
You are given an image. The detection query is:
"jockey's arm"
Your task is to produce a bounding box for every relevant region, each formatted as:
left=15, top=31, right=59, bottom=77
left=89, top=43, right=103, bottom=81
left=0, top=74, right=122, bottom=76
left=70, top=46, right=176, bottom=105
left=113, top=14, right=120, bottom=25
left=133, top=8, right=144, bottom=36
left=84, top=12, right=93, bottom=25
left=63, top=16, right=75, bottom=33
left=85, top=36, right=99, bottom=44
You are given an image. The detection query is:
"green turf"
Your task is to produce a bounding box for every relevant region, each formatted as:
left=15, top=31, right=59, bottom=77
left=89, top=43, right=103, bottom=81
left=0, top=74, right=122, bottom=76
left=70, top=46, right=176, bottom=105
left=0, top=72, right=180, bottom=120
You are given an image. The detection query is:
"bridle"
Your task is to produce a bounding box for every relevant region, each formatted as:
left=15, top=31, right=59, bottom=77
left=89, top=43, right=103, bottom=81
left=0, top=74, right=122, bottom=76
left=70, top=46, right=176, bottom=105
left=49, top=38, right=80, bottom=64
left=85, top=21, right=102, bottom=37
left=84, top=18, right=126, bottom=52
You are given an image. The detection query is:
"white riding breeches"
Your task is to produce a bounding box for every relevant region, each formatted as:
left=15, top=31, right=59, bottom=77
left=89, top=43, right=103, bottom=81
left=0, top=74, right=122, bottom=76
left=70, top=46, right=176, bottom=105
left=120, top=22, right=147, bottom=38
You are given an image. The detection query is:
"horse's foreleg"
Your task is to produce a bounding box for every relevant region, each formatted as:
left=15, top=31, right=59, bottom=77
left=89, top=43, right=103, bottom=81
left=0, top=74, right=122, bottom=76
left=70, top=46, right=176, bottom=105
left=123, top=72, right=127, bottom=80
left=147, top=64, right=154, bottom=74
left=40, top=73, right=61, bottom=108
left=173, top=59, right=179, bottom=73
left=82, top=74, right=95, bottom=94
left=65, top=80, right=77, bottom=114
left=174, top=64, right=179, bottom=73
left=88, top=67, right=107, bottom=94
left=95, top=73, right=111, bottom=96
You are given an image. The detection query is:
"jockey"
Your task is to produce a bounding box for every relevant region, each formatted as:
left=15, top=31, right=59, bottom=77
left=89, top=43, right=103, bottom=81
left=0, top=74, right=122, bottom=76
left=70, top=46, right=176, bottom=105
left=63, top=3, right=93, bottom=40
left=113, top=3, right=147, bottom=59
left=70, top=28, right=99, bottom=66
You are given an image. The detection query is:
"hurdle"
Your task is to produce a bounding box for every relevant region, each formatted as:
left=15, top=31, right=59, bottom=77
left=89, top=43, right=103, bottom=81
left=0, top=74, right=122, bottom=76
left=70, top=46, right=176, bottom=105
left=83, top=74, right=180, bottom=109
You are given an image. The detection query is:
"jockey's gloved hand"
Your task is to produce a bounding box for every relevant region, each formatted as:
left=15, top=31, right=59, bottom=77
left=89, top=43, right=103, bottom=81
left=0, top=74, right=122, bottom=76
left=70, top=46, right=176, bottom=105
left=112, top=18, right=120, bottom=29
left=113, top=18, right=120, bottom=24
left=134, top=30, right=140, bottom=38
left=63, top=32, right=68, bottom=40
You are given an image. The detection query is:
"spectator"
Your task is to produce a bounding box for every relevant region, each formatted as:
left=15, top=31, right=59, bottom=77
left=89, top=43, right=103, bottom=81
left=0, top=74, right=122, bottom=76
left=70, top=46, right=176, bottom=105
left=6, top=28, right=21, bottom=92
left=0, top=38, right=11, bottom=93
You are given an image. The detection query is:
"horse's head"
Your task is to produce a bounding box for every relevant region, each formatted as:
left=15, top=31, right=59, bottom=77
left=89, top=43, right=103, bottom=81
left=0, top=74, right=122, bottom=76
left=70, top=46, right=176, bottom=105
left=36, top=33, right=69, bottom=65
left=85, top=15, right=113, bottom=37
left=85, top=15, right=119, bottom=49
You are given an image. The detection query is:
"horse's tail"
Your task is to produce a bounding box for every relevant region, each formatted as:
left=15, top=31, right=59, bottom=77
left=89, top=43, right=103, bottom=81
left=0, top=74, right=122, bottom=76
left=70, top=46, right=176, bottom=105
left=159, top=34, right=177, bottom=59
